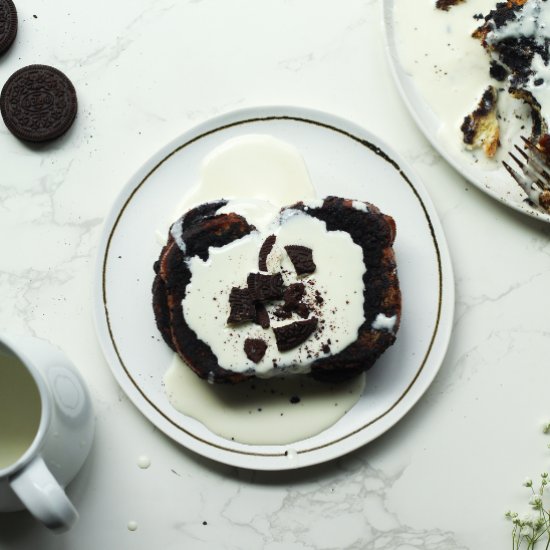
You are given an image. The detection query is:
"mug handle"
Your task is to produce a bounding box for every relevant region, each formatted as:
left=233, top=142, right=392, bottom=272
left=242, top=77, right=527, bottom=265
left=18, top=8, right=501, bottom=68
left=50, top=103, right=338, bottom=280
left=10, top=456, right=78, bottom=533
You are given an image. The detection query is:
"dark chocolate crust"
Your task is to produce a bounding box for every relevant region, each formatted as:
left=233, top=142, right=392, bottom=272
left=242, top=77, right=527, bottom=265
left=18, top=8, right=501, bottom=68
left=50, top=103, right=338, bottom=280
left=294, top=197, right=400, bottom=382
left=153, top=200, right=227, bottom=350
left=153, top=200, right=255, bottom=383
left=152, top=196, right=401, bottom=384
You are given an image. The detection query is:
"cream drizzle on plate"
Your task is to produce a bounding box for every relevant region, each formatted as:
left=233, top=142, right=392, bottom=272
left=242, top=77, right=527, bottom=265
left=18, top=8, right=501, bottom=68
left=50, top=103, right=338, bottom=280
left=164, top=355, right=365, bottom=445
left=160, top=134, right=368, bottom=445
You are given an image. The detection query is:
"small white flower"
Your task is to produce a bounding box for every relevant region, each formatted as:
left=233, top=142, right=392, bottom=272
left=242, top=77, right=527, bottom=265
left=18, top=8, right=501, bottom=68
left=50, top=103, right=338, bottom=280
left=520, top=524, right=532, bottom=536
left=542, top=422, right=550, bottom=434
left=524, top=477, right=534, bottom=487
left=530, top=495, right=543, bottom=509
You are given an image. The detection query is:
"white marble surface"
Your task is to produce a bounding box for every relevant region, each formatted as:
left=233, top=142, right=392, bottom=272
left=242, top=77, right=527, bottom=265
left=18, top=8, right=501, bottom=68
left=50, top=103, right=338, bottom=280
left=1, top=0, right=550, bottom=548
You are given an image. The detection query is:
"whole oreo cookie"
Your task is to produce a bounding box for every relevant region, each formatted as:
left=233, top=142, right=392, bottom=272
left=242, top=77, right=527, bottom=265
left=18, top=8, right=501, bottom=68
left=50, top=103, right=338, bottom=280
left=0, top=0, right=17, bottom=55
left=0, top=64, right=77, bottom=142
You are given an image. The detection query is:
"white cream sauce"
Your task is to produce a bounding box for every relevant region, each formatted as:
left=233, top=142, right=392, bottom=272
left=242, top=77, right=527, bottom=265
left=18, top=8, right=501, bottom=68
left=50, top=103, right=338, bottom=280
left=163, top=355, right=366, bottom=445
left=164, top=134, right=317, bottom=234
left=183, top=209, right=366, bottom=377
left=372, top=313, right=397, bottom=332
left=161, top=134, right=370, bottom=444
left=0, top=352, right=42, bottom=470
left=393, top=0, right=534, bottom=167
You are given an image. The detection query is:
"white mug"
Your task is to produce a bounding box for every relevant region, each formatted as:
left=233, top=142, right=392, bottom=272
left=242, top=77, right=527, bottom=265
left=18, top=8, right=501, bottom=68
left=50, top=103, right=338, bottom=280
left=0, top=334, right=94, bottom=533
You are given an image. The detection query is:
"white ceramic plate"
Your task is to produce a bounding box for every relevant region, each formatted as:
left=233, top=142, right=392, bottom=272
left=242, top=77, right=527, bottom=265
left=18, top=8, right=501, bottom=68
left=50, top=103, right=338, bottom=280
left=94, top=106, right=454, bottom=470
left=383, top=0, right=550, bottom=223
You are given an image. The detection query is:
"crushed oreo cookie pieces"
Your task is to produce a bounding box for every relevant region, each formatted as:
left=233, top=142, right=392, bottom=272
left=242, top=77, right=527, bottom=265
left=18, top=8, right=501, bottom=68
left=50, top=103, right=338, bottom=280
left=225, top=240, right=322, bottom=357
left=283, top=282, right=305, bottom=305
left=295, top=303, right=310, bottom=319
left=284, top=245, right=316, bottom=275
left=489, top=60, right=507, bottom=82
left=247, top=272, right=285, bottom=301
left=227, top=287, right=255, bottom=324
left=273, top=306, right=292, bottom=320
left=244, top=338, right=268, bottom=363
left=274, top=304, right=309, bottom=320
left=273, top=317, right=318, bottom=352
left=285, top=283, right=311, bottom=318
left=314, top=290, right=324, bottom=305
left=258, top=234, right=276, bottom=271
left=254, top=302, right=270, bottom=329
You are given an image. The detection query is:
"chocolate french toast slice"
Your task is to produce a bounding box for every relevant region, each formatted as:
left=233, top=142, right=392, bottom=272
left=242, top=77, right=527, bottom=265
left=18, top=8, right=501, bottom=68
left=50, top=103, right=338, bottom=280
left=153, top=196, right=401, bottom=384
left=153, top=201, right=256, bottom=384
left=153, top=200, right=228, bottom=350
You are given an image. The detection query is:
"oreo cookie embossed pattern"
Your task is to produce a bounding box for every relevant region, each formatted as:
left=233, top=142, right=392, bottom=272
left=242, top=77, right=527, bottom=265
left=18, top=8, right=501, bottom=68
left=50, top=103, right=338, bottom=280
left=0, top=64, right=77, bottom=142
left=0, top=0, right=17, bottom=55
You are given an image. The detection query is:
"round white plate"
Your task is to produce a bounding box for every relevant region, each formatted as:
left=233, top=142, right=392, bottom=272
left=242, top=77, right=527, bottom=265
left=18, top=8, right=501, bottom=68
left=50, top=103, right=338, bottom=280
left=94, top=106, right=454, bottom=470
left=383, top=0, right=550, bottom=223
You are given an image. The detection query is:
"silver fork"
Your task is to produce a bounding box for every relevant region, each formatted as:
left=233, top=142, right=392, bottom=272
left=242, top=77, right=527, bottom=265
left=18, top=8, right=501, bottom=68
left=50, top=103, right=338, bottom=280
left=502, top=137, right=550, bottom=212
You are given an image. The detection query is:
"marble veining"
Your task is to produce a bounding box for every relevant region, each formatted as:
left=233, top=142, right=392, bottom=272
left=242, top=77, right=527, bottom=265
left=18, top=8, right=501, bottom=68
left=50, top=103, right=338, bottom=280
left=0, top=0, right=548, bottom=548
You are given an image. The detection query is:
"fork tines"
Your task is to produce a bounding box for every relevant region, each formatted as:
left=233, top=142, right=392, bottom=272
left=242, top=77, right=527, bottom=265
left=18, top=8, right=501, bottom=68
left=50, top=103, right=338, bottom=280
left=502, top=159, right=543, bottom=196
left=502, top=136, right=550, bottom=211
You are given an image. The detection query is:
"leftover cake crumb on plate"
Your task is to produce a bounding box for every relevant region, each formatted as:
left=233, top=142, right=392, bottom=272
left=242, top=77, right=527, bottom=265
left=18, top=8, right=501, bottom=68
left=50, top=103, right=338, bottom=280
left=384, top=0, right=550, bottom=222
left=94, top=107, right=454, bottom=470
